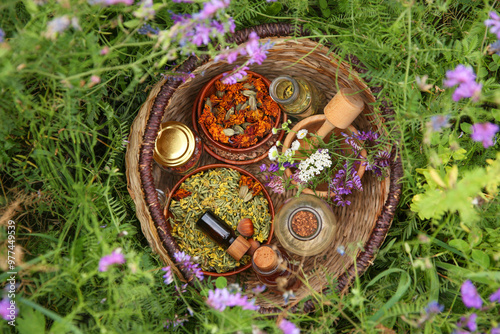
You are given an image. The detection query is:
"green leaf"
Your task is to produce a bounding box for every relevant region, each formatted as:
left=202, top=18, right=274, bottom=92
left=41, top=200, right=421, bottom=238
left=318, top=0, right=328, bottom=9
left=452, top=148, right=467, bottom=160
left=492, top=109, right=500, bottom=122
left=448, top=239, right=470, bottom=254
left=460, top=122, right=472, bottom=134
left=265, top=2, right=282, bottom=16
left=17, top=307, right=46, bottom=334
left=368, top=270, right=411, bottom=323
left=477, top=67, right=489, bottom=78
left=471, top=250, right=490, bottom=268
left=124, top=20, right=141, bottom=29
left=215, top=276, right=227, bottom=289
left=468, top=229, right=483, bottom=247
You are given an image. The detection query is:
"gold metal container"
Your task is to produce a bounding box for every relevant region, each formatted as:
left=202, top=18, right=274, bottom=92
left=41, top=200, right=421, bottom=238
left=154, top=121, right=202, bottom=175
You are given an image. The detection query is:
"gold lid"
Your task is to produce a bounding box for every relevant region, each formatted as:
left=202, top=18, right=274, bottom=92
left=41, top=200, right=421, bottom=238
left=154, top=122, right=195, bottom=167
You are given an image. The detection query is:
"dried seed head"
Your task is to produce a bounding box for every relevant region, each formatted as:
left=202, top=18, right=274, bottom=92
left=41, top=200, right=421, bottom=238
left=242, top=90, right=257, bottom=97
left=243, top=192, right=253, bottom=202
left=238, top=185, right=249, bottom=199
left=223, top=128, right=235, bottom=136
left=225, top=107, right=235, bottom=121
left=249, top=96, right=257, bottom=110
left=233, top=125, right=244, bottom=135
left=216, top=90, right=225, bottom=98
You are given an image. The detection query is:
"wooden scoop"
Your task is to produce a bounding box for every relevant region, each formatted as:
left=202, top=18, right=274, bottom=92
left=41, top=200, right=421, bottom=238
left=315, top=88, right=365, bottom=139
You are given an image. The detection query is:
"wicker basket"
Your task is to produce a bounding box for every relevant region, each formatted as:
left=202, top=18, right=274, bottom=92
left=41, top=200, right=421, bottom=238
left=125, top=23, right=403, bottom=314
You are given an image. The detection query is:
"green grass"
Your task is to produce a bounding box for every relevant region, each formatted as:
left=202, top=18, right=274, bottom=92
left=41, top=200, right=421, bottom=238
left=1, top=0, right=500, bottom=333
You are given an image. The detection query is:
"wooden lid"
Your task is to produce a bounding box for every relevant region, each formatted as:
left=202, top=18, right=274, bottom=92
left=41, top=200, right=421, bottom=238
left=226, top=236, right=251, bottom=261
left=253, top=246, right=278, bottom=272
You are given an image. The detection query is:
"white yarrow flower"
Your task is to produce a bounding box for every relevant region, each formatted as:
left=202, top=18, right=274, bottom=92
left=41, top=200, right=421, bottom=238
left=291, top=140, right=300, bottom=151
left=268, top=146, right=278, bottom=161
left=297, top=129, right=308, bottom=139
left=272, top=127, right=278, bottom=135
left=284, top=149, right=294, bottom=159
left=297, top=149, right=332, bottom=183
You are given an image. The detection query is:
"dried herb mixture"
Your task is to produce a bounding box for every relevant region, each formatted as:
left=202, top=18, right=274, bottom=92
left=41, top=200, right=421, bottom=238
left=168, top=168, right=272, bottom=273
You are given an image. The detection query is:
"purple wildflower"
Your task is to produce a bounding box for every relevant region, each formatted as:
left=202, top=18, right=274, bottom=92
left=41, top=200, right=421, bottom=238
left=44, top=15, right=71, bottom=39
left=424, top=301, right=444, bottom=314
left=444, top=65, right=476, bottom=87
left=192, top=24, right=212, bottom=46
left=430, top=115, right=451, bottom=132
left=490, top=40, right=500, bottom=55
left=492, top=326, right=500, bottom=334
left=489, top=287, right=500, bottom=302
left=444, top=65, right=482, bottom=102
left=252, top=285, right=266, bottom=294
left=353, top=130, right=379, bottom=142
left=334, top=195, right=351, bottom=207
left=260, top=164, right=267, bottom=172
left=485, top=11, right=500, bottom=39
left=173, top=251, right=204, bottom=281
left=221, top=66, right=249, bottom=85
left=269, top=163, right=280, bottom=172
left=134, top=0, right=155, bottom=20
left=279, top=319, right=300, bottom=334
left=193, top=0, right=230, bottom=20
left=0, top=29, right=4, bottom=43
left=206, top=288, right=259, bottom=311
left=88, top=0, right=134, bottom=5
left=162, top=266, right=174, bottom=285
left=214, top=47, right=240, bottom=64
left=471, top=122, right=499, bottom=148
left=98, top=249, right=126, bottom=272
left=452, top=81, right=482, bottom=102
left=138, top=24, right=159, bottom=35
left=243, top=32, right=272, bottom=65
left=266, top=175, right=285, bottom=194
left=461, top=280, right=483, bottom=309
left=467, top=313, right=477, bottom=332
left=0, top=298, right=18, bottom=321
left=100, top=46, right=110, bottom=55
left=342, top=132, right=362, bottom=152
left=164, top=315, right=188, bottom=329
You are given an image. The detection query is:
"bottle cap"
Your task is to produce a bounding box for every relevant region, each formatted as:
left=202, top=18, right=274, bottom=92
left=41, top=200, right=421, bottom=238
left=154, top=121, right=195, bottom=167
left=253, top=245, right=278, bottom=272
left=226, top=236, right=251, bottom=261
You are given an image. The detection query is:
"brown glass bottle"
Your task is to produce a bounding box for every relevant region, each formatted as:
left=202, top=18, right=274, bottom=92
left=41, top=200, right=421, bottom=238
left=251, top=245, right=302, bottom=292
left=196, top=211, right=250, bottom=261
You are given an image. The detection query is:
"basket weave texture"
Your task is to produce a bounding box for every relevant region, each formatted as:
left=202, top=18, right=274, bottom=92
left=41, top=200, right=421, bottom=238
left=125, top=23, right=403, bottom=314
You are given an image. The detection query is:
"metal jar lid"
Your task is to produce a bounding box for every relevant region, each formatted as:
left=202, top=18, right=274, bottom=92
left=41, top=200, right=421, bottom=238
left=154, top=121, right=195, bottom=167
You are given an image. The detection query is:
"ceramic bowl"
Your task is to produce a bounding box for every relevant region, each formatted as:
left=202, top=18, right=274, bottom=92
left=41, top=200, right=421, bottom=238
left=163, top=164, right=275, bottom=277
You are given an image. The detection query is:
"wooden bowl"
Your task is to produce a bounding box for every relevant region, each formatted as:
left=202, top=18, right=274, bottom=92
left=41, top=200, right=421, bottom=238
left=163, top=164, right=275, bottom=277
left=282, top=114, right=367, bottom=197
left=192, top=71, right=286, bottom=165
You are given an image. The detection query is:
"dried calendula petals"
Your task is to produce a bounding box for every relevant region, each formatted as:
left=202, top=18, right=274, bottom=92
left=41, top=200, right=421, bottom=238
left=199, top=73, right=281, bottom=148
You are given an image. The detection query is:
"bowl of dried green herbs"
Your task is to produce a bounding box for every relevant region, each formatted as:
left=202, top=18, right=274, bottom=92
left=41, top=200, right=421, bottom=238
left=163, top=164, right=274, bottom=276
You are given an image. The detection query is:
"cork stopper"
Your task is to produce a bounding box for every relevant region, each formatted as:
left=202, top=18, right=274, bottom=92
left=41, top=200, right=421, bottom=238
left=226, top=236, right=251, bottom=261
left=253, top=246, right=278, bottom=272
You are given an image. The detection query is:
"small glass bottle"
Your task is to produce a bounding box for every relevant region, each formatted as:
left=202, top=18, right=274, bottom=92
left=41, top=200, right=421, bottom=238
left=252, top=245, right=302, bottom=292
left=269, top=76, right=324, bottom=119
left=153, top=121, right=203, bottom=175
left=196, top=211, right=251, bottom=261
left=274, top=194, right=337, bottom=257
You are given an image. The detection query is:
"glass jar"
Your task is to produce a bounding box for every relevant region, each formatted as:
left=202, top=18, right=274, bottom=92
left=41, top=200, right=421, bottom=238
left=269, top=76, right=324, bottom=119
left=274, top=194, right=337, bottom=256
left=153, top=121, right=203, bottom=175
left=252, top=245, right=302, bottom=292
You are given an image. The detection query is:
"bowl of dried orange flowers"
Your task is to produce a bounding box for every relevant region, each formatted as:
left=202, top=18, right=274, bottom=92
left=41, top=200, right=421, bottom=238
left=192, top=71, right=286, bottom=165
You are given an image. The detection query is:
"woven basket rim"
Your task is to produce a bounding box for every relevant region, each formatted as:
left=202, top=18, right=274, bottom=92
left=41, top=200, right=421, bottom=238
left=125, top=22, right=403, bottom=314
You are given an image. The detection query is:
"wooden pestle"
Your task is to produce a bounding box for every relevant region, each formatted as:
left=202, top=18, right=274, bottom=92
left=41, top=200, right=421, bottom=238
left=315, top=88, right=365, bottom=138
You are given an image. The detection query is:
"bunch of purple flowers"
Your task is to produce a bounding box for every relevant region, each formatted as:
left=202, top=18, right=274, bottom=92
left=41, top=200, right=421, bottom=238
left=206, top=287, right=259, bottom=311
left=452, top=280, right=500, bottom=334
left=262, top=122, right=391, bottom=207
